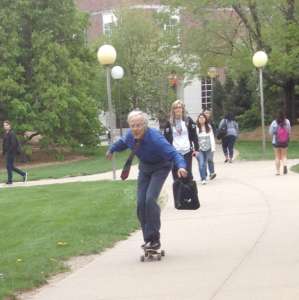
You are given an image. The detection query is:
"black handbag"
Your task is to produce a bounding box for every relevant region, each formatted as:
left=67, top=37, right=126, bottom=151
left=172, top=179, right=200, bottom=210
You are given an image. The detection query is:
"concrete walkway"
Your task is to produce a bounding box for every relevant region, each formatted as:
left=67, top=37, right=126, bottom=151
left=17, top=151, right=299, bottom=300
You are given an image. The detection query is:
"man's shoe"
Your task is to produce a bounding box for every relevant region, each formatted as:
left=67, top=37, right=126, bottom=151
left=23, top=172, right=28, bottom=183
left=141, top=241, right=151, bottom=249
left=283, top=166, right=287, bottom=175
left=224, top=158, right=229, bottom=163
left=148, top=240, right=161, bottom=250
left=209, top=173, right=216, bottom=180
left=6, top=182, right=12, bottom=185
left=201, top=180, right=207, bottom=185
left=229, top=158, right=233, bottom=163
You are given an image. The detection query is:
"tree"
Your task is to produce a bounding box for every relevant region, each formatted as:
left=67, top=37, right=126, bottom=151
left=0, top=0, right=103, bottom=147
left=161, top=0, right=299, bottom=123
left=97, top=7, right=188, bottom=120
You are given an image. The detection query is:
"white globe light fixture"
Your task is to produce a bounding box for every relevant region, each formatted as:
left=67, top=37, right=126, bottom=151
left=252, top=51, right=268, bottom=68
left=111, top=66, right=124, bottom=79
left=97, top=44, right=117, bottom=179
left=252, top=50, right=268, bottom=154
left=97, top=44, right=117, bottom=66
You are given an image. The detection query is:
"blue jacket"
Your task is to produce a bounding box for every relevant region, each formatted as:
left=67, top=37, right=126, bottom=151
left=110, top=127, right=186, bottom=169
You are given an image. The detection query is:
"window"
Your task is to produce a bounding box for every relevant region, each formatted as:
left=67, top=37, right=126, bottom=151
left=102, top=12, right=117, bottom=36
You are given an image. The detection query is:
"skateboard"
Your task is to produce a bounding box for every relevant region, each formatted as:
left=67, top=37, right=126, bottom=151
left=140, top=248, right=165, bottom=262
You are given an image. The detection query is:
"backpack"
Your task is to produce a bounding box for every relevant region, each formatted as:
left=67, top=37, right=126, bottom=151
left=216, top=119, right=227, bottom=140
left=276, top=125, right=289, bottom=146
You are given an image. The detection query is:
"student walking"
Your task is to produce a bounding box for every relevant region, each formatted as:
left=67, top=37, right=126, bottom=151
left=195, top=113, right=216, bottom=185
left=204, top=110, right=216, bottom=179
left=269, top=111, right=291, bottom=175
left=2, top=120, right=27, bottom=184
left=161, top=100, right=198, bottom=180
left=218, top=113, right=239, bottom=163
left=106, top=110, right=187, bottom=251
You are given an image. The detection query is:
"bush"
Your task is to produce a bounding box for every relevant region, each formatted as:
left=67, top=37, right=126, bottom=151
left=236, top=107, right=260, bottom=130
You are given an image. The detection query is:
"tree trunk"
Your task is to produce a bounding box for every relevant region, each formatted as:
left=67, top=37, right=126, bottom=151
left=283, top=78, right=296, bottom=124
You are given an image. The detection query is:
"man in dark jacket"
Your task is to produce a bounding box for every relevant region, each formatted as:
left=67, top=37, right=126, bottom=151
left=2, top=120, right=27, bottom=184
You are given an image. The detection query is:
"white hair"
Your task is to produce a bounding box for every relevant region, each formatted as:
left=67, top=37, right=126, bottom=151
left=127, top=110, right=149, bottom=126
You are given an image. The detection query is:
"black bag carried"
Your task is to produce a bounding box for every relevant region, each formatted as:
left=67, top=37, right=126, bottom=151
left=172, top=179, right=200, bottom=210
left=216, top=119, right=228, bottom=140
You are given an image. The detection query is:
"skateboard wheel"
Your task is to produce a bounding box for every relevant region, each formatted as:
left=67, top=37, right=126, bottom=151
left=140, top=255, right=145, bottom=262
left=161, top=250, right=165, bottom=256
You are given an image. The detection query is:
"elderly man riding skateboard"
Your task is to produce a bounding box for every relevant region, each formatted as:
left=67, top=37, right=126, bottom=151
left=106, top=110, right=187, bottom=251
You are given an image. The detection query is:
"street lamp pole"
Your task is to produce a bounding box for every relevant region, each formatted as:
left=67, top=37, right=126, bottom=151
left=111, top=66, right=124, bottom=136
left=252, top=51, right=268, bottom=154
left=97, top=45, right=117, bottom=179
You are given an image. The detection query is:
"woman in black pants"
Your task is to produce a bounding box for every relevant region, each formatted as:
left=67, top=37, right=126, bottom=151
left=218, top=113, right=239, bottom=163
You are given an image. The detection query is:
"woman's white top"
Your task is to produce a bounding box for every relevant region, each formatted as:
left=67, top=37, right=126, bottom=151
left=196, top=125, right=216, bottom=152
left=172, top=120, right=191, bottom=155
left=268, top=119, right=291, bottom=144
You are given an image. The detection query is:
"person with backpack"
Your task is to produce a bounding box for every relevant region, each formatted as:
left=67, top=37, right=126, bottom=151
left=269, top=111, right=291, bottom=175
left=161, top=100, right=199, bottom=180
left=218, top=113, right=239, bottom=163
left=2, top=120, right=27, bottom=184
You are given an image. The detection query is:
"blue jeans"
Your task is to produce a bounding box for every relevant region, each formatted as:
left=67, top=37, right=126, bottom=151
left=137, top=160, right=172, bottom=243
left=196, top=150, right=213, bottom=181
left=6, top=154, right=26, bottom=183
left=207, top=151, right=215, bottom=175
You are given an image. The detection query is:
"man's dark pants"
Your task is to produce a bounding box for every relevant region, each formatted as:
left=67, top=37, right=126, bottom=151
left=6, top=154, right=26, bottom=183
left=137, top=160, right=172, bottom=243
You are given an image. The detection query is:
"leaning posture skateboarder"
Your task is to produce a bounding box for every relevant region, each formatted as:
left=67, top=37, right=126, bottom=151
left=106, top=110, right=187, bottom=253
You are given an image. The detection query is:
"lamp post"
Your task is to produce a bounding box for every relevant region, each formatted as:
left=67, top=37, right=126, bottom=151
left=97, top=44, right=117, bottom=179
left=207, top=67, right=217, bottom=113
left=252, top=50, right=268, bottom=154
left=111, top=66, right=124, bottom=136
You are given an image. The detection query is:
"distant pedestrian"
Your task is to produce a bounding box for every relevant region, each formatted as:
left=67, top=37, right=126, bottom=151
left=204, top=110, right=217, bottom=179
left=269, top=111, right=291, bottom=175
left=195, top=113, right=216, bottom=185
left=2, top=120, right=27, bottom=184
left=161, top=100, right=198, bottom=180
left=106, top=110, right=187, bottom=251
left=218, top=113, right=239, bottom=163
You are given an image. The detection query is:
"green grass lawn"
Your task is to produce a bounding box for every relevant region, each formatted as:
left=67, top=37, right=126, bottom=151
left=236, top=140, right=299, bottom=161
left=0, top=147, right=132, bottom=183
left=0, top=181, right=138, bottom=299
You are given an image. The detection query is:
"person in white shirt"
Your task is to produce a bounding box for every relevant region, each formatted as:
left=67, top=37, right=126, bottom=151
left=195, top=113, right=216, bottom=185
left=161, top=100, right=199, bottom=180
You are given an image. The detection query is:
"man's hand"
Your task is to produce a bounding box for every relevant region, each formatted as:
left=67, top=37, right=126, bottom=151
left=106, top=151, right=113, bottom=160
left=177, top=168, right=188, bottom=178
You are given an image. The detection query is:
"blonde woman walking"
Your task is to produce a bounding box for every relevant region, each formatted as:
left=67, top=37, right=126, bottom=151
left=161, top=100, right=198, bottom=180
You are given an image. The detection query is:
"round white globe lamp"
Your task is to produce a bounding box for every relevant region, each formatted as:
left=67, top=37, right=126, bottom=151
left=252, top=51, right=268, bottom=68
left=111, top=66, right=124, bottom=79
